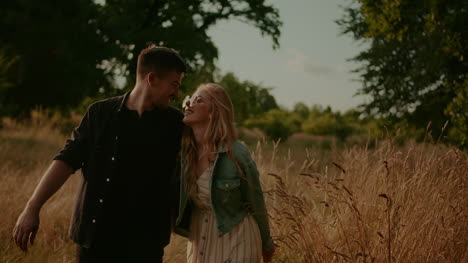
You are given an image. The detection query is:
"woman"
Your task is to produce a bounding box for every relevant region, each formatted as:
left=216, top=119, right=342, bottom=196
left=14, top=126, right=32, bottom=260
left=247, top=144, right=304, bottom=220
left=175, top=83, right=275, bottom=262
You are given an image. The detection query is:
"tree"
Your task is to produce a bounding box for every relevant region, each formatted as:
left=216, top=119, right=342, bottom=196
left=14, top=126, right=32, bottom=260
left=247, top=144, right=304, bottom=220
left=0, top=49, right=18, bottom=116
left=218, top=72, right=278, bottom=124
left=244, top=109, right=293, bottom=142
left=302, top=110, right=353, bottom=141
left=0, top=0, right=282, bottom=115
left=293, top=102, right=310, bottom=120
left=445, top=78, right=468, bottom=146
left=0, top=0, right=110, bottom=115
left=337, top=0, right=467, bottom=145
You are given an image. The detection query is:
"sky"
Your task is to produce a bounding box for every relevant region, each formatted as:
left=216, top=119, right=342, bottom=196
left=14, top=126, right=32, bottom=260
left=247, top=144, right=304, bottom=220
left=207, top=0, right=366, bottom=112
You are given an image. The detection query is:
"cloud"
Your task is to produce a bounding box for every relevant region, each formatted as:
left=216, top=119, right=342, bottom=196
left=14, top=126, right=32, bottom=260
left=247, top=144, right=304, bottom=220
left=286, top=48, right=340, bottom=76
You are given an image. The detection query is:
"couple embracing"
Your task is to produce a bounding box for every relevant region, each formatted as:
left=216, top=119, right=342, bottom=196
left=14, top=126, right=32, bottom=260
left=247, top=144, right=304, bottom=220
left=13, top=46, right=275, bottom=262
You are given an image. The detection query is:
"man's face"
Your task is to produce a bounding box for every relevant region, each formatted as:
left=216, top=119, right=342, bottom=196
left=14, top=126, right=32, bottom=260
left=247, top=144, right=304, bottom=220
left=149, top=71, right=184, bottom=108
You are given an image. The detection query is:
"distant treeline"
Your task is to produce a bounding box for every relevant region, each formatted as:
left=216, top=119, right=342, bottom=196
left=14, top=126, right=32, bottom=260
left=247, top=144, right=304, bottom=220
left=219, top=72, right=454, bottom=144
left=15, top=71, right=457, bottom=148
left=0, top=0, right=466, bottom=147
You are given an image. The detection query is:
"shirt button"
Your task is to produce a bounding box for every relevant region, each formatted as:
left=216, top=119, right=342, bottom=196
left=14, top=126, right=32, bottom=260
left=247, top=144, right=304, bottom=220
left=92, top=219, right=96, bottom=223
left=115, top=136, right=118, bottom=140
left=111, top=156, right=115, bottom=161
left=106, top=178, right=110, bottom=182
left=99, top=199, right=103, bottom=203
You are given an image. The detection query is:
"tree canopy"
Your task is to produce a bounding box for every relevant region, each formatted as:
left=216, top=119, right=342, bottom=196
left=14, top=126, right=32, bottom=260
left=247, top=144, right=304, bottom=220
left=338, top=0, right=467, bottom=145
left=218, top=72, right=278, bottom=124
left=0, top=0, right=282, bottom=115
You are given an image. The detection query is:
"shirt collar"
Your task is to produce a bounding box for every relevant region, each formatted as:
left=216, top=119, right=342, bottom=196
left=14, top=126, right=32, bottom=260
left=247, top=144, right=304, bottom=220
left=117, top=91, right=167, bottom=114
left=118, top=91, right=131, bottom=113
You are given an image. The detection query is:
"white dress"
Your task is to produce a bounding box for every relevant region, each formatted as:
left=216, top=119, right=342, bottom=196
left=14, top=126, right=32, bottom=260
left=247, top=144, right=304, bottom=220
left=187, top=165, right=262, bottom=263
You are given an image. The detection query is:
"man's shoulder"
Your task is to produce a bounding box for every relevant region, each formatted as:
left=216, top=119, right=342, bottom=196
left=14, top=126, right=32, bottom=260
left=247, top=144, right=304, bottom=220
left=166, top=106, right=184, bottom=118
left=87, top=94, right=125, bottom=113
left=91, top=94, right=124, bottom=108
left=164, top=106, right=184, bottom=126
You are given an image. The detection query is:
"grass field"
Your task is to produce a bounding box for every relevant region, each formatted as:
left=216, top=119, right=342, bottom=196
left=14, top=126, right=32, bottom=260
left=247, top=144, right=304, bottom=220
left=0, top=114, right=467, bottom=262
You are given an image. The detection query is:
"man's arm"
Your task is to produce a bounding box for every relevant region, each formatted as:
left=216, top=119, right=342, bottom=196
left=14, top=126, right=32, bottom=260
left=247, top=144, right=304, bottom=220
left=13, top=160, right=74, bottom=252
left=13, top=102, right=96, bottom=252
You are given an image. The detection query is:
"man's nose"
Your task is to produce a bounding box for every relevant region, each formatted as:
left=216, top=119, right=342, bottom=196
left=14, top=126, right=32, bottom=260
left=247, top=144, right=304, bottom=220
left=183, top=99, right=190, bottom=109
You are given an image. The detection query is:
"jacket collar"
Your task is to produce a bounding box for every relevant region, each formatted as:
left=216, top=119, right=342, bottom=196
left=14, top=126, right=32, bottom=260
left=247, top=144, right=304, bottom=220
left=217, top=144, right=228, bottom=153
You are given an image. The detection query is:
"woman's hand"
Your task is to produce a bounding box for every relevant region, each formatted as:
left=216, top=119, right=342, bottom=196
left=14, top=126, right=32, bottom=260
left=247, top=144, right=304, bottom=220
left=262, top=244, right=276, bottom=262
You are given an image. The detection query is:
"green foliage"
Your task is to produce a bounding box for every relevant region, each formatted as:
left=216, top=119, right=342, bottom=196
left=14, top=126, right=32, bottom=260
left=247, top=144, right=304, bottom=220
left=0, top=49, right=18, bottom=116
left=360, top=118, right=385, bottom=139
left=284, top=112, right=303, bottom=133
left=445, top=78, right=468, bottom=147
left=338, top=0, right=467, bottom=146
left=244, top=109, right=293, bottom=142
left=0, top=0, right=282, bottom=115
left=218, top=72, right=278, bottom=124
left=293, top=102, right=310, bottom=120
left=0, top=0, right=110, bottom=115
left=302, top=114, right=352, bottom=140
left=302, top=108, right=353, bottom=142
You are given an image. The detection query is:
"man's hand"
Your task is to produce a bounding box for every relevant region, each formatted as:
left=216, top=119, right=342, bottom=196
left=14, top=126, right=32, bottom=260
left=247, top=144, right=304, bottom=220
left=263, top=244, right=276, bottom=262
left=11, top=160, right=74, bottom=252
left=13, top=207, right=40, bottom=252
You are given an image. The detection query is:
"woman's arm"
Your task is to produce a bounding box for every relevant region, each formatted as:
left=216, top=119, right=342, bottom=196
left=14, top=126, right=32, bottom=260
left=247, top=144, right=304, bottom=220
left=240, top=150, right=275, bottom=253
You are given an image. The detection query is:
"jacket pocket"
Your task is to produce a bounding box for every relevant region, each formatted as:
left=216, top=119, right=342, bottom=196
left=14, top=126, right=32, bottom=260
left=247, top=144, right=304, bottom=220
left=215, top=178, right=240, bottom=191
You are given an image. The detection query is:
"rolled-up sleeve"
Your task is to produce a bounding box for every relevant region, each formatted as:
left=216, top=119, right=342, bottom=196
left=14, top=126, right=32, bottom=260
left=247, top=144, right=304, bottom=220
left=53, top=104, right=94, bottom=172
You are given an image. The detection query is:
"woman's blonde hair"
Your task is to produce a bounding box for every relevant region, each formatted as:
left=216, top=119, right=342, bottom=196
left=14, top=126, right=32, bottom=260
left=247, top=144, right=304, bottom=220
left=181, top=83, right=240, bottom=196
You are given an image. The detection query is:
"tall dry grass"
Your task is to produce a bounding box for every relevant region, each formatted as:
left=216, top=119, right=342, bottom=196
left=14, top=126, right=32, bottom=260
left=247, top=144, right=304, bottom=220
left=0, top=113, right=467, bottom=262
left=1, top=115, right=76, bottom=262
left=256, top=140, right=468, bottom=262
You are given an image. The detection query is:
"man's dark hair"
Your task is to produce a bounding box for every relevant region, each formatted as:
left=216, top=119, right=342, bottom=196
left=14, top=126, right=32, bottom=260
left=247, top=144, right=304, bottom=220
left=137, top=45, right=187, bottom=78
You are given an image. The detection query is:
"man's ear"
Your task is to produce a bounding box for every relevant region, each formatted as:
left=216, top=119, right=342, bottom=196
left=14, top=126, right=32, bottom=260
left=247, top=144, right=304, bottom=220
left=147, top=72, right=160, bottom=87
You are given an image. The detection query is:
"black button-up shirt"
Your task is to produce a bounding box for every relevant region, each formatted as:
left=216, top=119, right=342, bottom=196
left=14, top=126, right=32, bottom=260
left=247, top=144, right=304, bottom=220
left=54, top=92, right=184, bottom=248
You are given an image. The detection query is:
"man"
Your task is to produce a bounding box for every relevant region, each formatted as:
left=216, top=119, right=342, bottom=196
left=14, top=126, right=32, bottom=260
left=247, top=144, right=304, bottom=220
left=13, top=46, right=187, bottom=262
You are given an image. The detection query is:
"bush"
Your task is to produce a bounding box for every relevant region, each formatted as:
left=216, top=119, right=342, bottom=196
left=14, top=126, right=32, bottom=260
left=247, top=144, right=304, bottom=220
left=244, top=109, right=293, bottom=142
left=302, top=112, right=353, bottom=141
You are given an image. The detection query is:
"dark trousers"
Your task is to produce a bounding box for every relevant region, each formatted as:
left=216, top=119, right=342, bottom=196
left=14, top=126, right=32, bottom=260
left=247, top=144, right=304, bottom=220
left=76, top=242, right=164, bottom=263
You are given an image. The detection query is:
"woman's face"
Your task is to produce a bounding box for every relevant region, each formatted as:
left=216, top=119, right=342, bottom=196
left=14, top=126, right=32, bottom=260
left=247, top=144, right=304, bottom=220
left=182, top=90, right=212, bottom=127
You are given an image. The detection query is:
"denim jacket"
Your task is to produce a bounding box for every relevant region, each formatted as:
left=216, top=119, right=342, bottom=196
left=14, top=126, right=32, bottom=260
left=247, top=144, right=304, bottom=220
left=175, top=141, right=274, bottom=251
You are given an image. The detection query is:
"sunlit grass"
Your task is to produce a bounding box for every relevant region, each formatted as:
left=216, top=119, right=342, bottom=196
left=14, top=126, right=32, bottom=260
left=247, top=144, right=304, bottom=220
left=259, top=139, right=467, bottom=262
left=1, top=113, right=466, bottom=262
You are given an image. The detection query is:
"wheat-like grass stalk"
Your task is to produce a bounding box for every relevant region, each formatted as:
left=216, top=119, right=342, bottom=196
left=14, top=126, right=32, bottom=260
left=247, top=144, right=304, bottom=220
left=1, top=116, right=467, bottom=262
